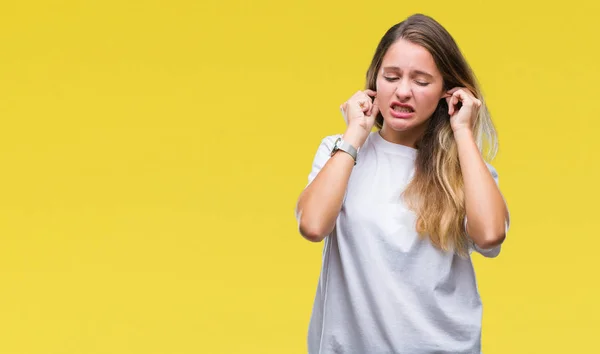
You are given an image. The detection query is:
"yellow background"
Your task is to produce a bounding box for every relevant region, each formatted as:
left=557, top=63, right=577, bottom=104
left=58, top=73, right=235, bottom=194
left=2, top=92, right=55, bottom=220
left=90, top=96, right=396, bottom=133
left=1, top=0, right=598, bottom=353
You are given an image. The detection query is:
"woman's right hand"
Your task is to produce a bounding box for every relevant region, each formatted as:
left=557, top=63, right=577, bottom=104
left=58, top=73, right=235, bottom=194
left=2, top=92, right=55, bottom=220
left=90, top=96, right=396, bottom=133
left=339, top=89, right=379, bottom=148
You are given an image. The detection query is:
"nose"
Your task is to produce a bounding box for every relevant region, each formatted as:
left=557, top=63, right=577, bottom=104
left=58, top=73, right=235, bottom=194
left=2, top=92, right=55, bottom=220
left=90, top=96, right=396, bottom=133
left=394, top=79, right=412, bottom=101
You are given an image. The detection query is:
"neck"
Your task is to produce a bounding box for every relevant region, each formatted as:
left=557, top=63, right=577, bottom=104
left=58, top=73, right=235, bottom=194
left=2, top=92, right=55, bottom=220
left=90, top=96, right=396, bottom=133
left=379, top=124, right=427, bottom=149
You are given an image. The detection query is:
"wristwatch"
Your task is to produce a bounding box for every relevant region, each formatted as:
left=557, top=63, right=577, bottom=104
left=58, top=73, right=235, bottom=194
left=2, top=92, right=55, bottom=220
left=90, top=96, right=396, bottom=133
left=330, top=137, right=358, bottom=165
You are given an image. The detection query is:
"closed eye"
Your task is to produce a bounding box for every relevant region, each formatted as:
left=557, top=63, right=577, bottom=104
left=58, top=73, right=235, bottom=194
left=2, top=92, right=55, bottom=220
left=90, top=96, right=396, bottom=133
left=384, top=76, right=429, bottom=86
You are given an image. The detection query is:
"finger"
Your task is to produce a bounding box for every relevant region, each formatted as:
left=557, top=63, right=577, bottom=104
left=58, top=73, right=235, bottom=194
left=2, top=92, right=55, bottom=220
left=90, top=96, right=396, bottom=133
left=364, top=89, right=377, bottom=97
left=447, top=92, right=462, bottom=116
left=357, top=100, right=370, bottom=114
left=357, top=92, right=373, bottom=114
left=446, top=87, right=475, bottom=97
left=368, top=96, right=380, bottom=118
left=446, top=87, right=464, bottom=95
left=453, top=94, right=460, bottom=106
left=451, top=88, right=480, bottom=103
left=366, top=95, right=377, bottom=116
left=347, top=99, right=366, bottom=118
left=453, top=89, right=477, bottom=108
left=449, top=94, right=460, bottom=115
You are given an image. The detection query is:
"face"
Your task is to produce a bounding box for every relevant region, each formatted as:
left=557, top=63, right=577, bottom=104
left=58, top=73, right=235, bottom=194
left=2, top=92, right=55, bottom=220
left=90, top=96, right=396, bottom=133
left=376, top=39, right=446, bottom=145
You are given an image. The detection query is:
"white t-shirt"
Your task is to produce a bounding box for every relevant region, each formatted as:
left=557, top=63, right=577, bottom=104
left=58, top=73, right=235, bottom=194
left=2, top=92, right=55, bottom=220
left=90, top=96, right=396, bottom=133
left=305, top=131, right=506, bottom=354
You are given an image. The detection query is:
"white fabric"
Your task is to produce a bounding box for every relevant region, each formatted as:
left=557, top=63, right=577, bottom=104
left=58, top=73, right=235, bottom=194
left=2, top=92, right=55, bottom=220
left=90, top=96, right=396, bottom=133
left=305, top=131, right=507, bottom=354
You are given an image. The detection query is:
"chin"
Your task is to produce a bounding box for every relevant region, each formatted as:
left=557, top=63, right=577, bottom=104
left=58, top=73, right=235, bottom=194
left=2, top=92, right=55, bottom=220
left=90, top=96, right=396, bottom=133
left=383, top=117, right=415, bottom=132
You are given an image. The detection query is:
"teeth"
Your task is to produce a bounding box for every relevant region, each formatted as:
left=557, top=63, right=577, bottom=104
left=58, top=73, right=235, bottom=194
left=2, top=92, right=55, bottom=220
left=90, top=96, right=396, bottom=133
left=393, top=106, right=412, bottom=113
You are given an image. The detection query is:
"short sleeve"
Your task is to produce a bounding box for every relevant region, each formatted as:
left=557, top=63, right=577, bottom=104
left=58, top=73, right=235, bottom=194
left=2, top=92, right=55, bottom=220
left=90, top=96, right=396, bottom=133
left=306, top=134, right=341, bottom=187
left=466, top=163, right=510, bottom=258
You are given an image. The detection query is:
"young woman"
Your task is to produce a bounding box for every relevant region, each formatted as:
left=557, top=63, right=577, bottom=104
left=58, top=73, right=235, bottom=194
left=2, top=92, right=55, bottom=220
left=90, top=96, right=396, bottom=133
left=295, top=13, right=511, bottom=354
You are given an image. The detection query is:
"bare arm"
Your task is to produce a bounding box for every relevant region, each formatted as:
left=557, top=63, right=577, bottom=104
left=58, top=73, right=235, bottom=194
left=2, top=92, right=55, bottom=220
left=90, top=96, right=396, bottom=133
left=295, top=129, right=365, bottom=242
left=295, top=90, right=379, bottom=242
left=446, top=87, right=509, bottom=250
left=455, top=129, right=509, bottom=249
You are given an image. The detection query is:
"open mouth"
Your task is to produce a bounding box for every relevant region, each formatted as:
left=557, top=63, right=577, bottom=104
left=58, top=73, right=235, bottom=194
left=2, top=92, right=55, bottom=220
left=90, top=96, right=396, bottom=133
left=391, top=105, right=414, bottom=113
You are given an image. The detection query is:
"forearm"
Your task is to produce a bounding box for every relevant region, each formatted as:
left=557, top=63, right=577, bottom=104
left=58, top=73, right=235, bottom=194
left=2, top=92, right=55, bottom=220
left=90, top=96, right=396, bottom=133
left=296, top=130, right=365, bottom=242
left=455, top=129, right=509, bottom=248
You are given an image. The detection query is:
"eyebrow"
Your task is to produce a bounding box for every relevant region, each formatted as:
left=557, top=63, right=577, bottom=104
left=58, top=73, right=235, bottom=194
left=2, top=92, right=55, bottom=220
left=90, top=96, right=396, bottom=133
left=382, top=66, right=434, bottom=78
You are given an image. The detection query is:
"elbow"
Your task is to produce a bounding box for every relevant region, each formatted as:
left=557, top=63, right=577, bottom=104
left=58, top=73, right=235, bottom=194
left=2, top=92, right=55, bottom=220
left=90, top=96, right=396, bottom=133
left=297, top=212, right=330, bottom=242
left=295, top=202, right=333, bottom=243
left=468, top=215, right=509, bottom=250
left=298, top=223, right=328, bottom=243
left=475, top=230, right=506, bottom=250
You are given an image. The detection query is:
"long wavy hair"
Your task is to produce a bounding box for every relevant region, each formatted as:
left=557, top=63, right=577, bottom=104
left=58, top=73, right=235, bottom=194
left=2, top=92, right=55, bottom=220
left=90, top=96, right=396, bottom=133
left=365, top=14, right=498, bottom=256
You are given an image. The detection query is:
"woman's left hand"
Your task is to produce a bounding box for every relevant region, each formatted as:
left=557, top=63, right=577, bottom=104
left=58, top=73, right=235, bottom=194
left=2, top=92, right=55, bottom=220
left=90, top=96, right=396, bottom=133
left=445, top=87, right=481, bottom=133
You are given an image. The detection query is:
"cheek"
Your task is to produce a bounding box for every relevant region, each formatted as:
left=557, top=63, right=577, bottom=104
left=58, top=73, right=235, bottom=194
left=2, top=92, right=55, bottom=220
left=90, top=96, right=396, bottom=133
left=375, top=80, right=395, bottom=102
left=375, top=79, right=387, bottom=93
left=414, top=89, right=442, bottom=113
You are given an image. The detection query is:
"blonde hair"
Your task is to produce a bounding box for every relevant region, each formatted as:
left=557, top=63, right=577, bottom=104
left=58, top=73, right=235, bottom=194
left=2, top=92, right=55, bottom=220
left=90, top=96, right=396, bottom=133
left=365, top=14, right=498, bottom=256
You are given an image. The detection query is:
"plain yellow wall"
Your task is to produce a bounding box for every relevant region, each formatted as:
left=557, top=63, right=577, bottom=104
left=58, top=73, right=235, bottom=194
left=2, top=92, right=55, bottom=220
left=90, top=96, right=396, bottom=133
left=1, top=0, right=598, bottom=353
